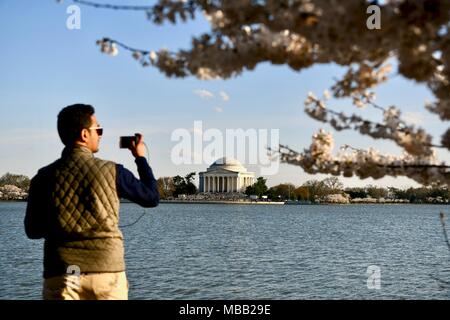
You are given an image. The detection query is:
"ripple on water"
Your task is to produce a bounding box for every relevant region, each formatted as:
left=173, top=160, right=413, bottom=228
left=2, top=202, right=450, bottom=299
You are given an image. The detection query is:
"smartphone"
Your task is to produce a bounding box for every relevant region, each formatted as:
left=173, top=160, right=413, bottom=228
left=119, top=135, right=138, bottom=149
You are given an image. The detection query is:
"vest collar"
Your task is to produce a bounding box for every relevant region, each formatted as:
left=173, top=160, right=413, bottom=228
left=62, top=145, right=94, bottom=159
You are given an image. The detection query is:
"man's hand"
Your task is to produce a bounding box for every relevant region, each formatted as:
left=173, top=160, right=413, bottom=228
left=129, top=133, right=147, bottom=158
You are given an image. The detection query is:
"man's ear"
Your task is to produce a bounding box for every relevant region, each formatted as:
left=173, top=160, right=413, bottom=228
left=80, top=128, right=89, bottom=143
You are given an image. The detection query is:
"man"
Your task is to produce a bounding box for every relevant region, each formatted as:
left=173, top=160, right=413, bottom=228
left=24, top=104, right=159, bottom=300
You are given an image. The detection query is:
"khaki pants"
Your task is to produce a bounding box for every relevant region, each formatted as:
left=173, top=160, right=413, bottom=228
left=43, top=271, right=128, bottom=300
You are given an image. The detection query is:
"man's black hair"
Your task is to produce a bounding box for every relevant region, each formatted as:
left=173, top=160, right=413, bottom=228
left=57, top=104, right=95, bottom=146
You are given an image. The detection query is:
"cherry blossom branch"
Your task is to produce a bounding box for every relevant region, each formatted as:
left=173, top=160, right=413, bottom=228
left=339, top=145, right=450, bottom=168
left=98, top=37, right=151, bottom=55
left=304, top=93, right=439, bottom=156
left=268, top=128, right=450, bottom=185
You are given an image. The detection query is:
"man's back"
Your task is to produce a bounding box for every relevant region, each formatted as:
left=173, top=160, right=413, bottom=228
left=25, top=146, right=125, bottom=279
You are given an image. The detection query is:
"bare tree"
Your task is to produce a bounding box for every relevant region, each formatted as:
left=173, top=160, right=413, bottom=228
left=322, top=177, right=344, bottom=192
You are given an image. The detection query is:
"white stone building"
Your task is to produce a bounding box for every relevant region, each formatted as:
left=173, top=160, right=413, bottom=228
left=199, top=157, right=255, bottom=193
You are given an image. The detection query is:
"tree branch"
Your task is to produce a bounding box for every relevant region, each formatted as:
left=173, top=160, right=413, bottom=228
left=304, top=94, right=440, bottom=156
left=71, top=0, right=153, bottom=10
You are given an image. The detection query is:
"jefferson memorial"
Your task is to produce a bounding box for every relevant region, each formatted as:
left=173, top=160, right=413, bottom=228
left=199, top=157, right=255, bottom=193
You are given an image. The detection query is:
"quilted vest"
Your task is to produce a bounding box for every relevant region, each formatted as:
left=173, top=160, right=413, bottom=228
left=42, top=145, right=124, bottom=278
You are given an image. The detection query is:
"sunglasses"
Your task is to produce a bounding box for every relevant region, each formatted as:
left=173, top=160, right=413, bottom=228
left=88, top=126, right=103, bottom=136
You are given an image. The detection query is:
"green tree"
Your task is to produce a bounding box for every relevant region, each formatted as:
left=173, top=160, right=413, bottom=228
left=428, top=184, right=449, bottom=201
left=245, top=177, right=268, bottom=198
left=173, top=172, right=197, bottom=197
left=345, top=187, right=368, bottom=199
left=405, top=187, right=429, bottom=203
left=302, top=180, right=326, bottom=203
left=266, top=183, right=296, bottom=200
left=366, top=185, right=388, bottom=199
left=389, top=187, right=409, bottom=200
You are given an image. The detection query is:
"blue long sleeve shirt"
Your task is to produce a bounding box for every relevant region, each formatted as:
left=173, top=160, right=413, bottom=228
left=116, top=157, right=159, bottom=207
left=24, top=155, right=159, bottom=239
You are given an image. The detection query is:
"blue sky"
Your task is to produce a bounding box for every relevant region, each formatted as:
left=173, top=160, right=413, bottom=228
left=0, top=0, right=448, bottom=188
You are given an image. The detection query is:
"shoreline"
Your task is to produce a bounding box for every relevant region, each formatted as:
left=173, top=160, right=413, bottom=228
left=149, top=200, right=450, bottom=205
left=159, top=200, right=285, bottom=205
left=1, top=199, right=449, bottom=205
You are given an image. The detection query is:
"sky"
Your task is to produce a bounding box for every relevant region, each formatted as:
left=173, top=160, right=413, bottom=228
left=0, top=0, right=448, bottom=189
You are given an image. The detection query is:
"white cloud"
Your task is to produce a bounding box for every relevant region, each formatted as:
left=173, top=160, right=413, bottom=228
left=219, top=91, right=230, bottom=102
left=194, top=89, right=214, bottom=100
left=214, top=107, right=223, bottom=113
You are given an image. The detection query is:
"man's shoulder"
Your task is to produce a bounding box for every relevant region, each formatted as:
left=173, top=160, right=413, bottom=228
left=91, top=157, right=120, bottom=177
left=93, top=157, right=118, bottom=168
left=34, top=159, right=60, bottom=178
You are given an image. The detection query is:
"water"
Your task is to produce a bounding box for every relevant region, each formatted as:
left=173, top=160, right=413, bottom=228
left=1, top=202, right=450, bottom=300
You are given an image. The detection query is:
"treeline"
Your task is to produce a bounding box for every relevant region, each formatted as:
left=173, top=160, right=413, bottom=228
left=2, top=171, right=449, bottom=204
left=157, top=172, right=198, bottom=199
left=0, top=173, right=30, bottom=191
left=244, top=176, right=345, bottom=202
left=156, top=174, right=450, bottom=203
left=244, top=176, right=449, bottom=203
left=0, top=173, right=30, bottom=200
